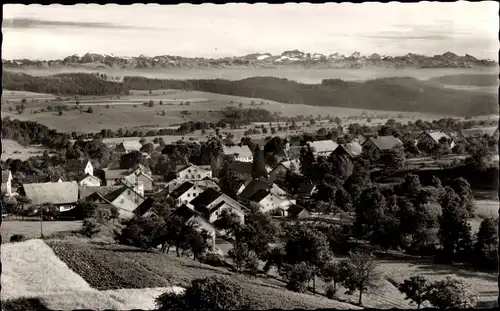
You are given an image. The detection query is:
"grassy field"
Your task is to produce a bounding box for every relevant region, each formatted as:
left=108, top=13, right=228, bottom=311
left=1, top=88, right=450, bottom=133
left=46, top=240, right=360, bottom=309
left=1, top=139, right=53, bottom=161
left=0, top=220, right=83, bottom=243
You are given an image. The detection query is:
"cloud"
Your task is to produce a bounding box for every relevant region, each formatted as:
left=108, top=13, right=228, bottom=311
left=2, top=18, right=143, bottom=29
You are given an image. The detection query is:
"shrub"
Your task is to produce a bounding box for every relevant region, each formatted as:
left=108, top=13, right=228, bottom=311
left=325, top=284, right=337, bottom=299
left=156, top=276, right=250, bottom=310
left=10, top=234, right=26, bottom=243
left=80, top=218, right=100, bottom=238
left=87, top=107, right=93, bottom=114
left=280, top=263, right=313, bottom=293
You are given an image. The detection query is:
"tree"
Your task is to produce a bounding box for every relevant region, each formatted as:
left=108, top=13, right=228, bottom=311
left=341, top=249, right=380, bottom=306
left=284, top=225, right=332, bottom=294
left=110, top=206, right=120, bottom=225
left=140, top=143, right=155, bottom=154
left=81, top=218, right=101, bottom=238
left=156, top=276, right=249, bottom=310
left=427, top=277, right=477, bottom=309
left=15, top=196, right=32, bottom=220
left=251, top=146, right=268, bottom=178
left=119, top=151, right=146, bottom=169
left=398, top=276, right=433, bottom=309
left=355, top=186, right=387, bottom=241
left=218, top=161, right=244, bottom=199
left=299, top=145, right=316, bottom=182
left=320, top=260, right=350, bottom=291
left=381, top=146, right=405, bottom=175
left=87, top=107, right=93, bottom=114
left=228, top=241, right=251, bottom=273
left=473, top=217, right=498, bottom=269
left=279, top=262, right=314, bottom=293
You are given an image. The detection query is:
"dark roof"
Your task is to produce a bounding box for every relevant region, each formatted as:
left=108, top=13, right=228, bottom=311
left=194, top=200, right=225, bottom=219
left=80, top=186, right=122, bottom=200
left=297, top=182, right=315, bottom=195
left=103, top=169, right=129, bottom=180
left=189, top=188, right=222, bottom=209
left=249, top=188, right=271, bottom=203
left=134, top=197, right=157, bottom=217
left=239, top=179, right=272, bottom=199
left=170, top=181, right=195, bottom=199
left=66, top=159, right=90, bottom=171
left=228, top=161, right=253, bottom=175
left=103, top=186, right=129, bottom=202
left=287, top=204, right=309, bottom=217
left=365, top=136, right=402, bottom=151
left=337, top=142, right=363, bottom=158
left=172, top=204, right=199, bottom=222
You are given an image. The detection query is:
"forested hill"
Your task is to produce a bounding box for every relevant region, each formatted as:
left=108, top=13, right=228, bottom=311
left=3, top=71, right=498, bottom=117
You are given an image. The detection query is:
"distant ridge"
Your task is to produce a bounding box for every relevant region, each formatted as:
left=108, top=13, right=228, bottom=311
left=3, top=50, right=497, bottom=70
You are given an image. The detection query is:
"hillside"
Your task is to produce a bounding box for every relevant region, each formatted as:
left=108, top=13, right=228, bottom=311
left=3, top=51, right=497, bottom=70
left=428, top=74, right=499, bottom=87
left=3, top=71, right=497, bottom=117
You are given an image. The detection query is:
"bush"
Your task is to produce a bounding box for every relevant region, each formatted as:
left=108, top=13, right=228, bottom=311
left=199, top=253, right=227, bottom=268
left=80, top=218, right=100, bottom=238
left=325, top=284, right=337, bottom=299
left=280, top=263, right=313, bottom=293
left=155, top=276, right=250, bottom=310
left=10, top=234, right=26, bottom=243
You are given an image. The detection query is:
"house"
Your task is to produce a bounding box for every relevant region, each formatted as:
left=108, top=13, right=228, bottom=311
left=192, top=178, right=221, bottom=192
left=222, top=145, right=253, bottom=162
left=170, top=181, right=205, bottom=207
left=176, top=164, right=213, bottom=182
left=460, top=126, right=499, bottom=139
left=353, top=134, right=367, bottom=145
left=122, top=170, right=154, bottom=196
left=297, top=182, right=317, bottom=199
left=77, top=174, right=102, bottom=187
left=66, top=159, right=94, bottom=176
left=363, top=136, right=403, bottom=152
left=1, top=170, right=13, bottom=197
left=134, top=197, right=159, bottom=218
left=46, top=175, right=65, bottom=183
left=114, top=140, right=143, bottom=154
left=307, top=140, right=339, bottom=156
left=22, top=181, right=79, bottom=211
left=189, top=188, right=247, bottom=225
left=268, top=159, right=301, bottom=181
left=170, top=204, right=218, bottom=248
left=287, top=205, right=310, bottom=219
left=334, top=142, right=363, bottom=160
left=87, top=185, right=145, bottom=220
left=416, top=131, right=455, bottom=151
left=237, top=178, right=289, bottom=199
left=79, top=185, right=122, bottom=200
left=247, top=189, right=294, bottom=215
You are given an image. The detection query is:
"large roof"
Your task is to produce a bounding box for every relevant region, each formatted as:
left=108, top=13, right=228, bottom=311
left=365, top=136, right=402, bottom=151
left=424, top=131, right=452, bottom=144
left=120, top=141, right=143, bottom=151
left=222, top=145, right=253, bottom=159
left=80, top=186, right=122, bottom=200
left=461, top=126, right=498, bottom=138
left=23, top=181, right=79, bottom=206
left=189, top=188, right=222, bottom=208
left=103, top=169, right=129, bottom=180
left=337, top=142, right=363, bottom=158
left=249, top=188, right=271, bottom=203
left=170, top=181, right=195, bottom=199
left=307, top=140, right=339, bottom=154
left=287, top=204, right=309, bottom=217
left=239, top=179, right=272, bottom=199
left=134, top=197, right=157, bottom=217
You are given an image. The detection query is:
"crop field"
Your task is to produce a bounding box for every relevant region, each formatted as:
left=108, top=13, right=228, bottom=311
left=1, top=139, right=53, bottom=161
left=1, top=88, right=450, bottom=134
left=0, top=220, right=83, bottom=244
left=46, top=240, right=360, bottom=310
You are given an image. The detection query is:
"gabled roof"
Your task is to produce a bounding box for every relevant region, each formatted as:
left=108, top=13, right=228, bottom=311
left=66, top=159, right=91, bottom=171
left=307, top=140, right=339, bottom=153
left=421, top=131, right=452, bottom=144
left=119, top=140, right=143, bottom=152
left=249, top=188, right=271, bottom=203
left=279, top=159, right=301, bottom=170
left=103, top=169, right=129, bottom=180
left=337, top=142, right=363, bottom=158
left=170, top=181, right=195, bottom=199
left=177, top=164, right=211, bottom=175
left=23, top=181, right=79, bottom=206
left=123, top=171, right=154, bottom=187
left=134, top=197, right=157, bottom=217
left=287, top=204, right=309, bottom=217
left=194, top=200, right=225, bottom=219
left=222, top=145, right=253, bottom=159
left=365, top=136, right=402, bottom=151
left=1, top=170, right=12, bottom=183
left=192, top=179, right=220, bottom=191
left=76, top=174, right=101, bottom=183
left=353, top=134, right=367, bottom=145
left=460, top=126, right=499, bottom=138
left=103, top=185, right=142, bottom=202
left=228, top=161, right=253, bottom=175
left=189, top=188, right=222, bottom=208
left=80, top=186, right=122, bottom=200
left=239, top=179, right=272, bottom=199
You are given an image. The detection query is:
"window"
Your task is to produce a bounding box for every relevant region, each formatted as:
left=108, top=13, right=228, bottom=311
left=197, top=174, right=201, bottom=178
left=127, top=190, right=131, bottom=195
left=187, top=193, right=190, bottom=197
left=188, top=169, right=191, bottom=173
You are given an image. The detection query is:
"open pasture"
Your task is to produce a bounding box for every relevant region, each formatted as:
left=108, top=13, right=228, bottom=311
left=0, top=220, right=83, bottom=244
left=1, top=139, right=52, bottom=161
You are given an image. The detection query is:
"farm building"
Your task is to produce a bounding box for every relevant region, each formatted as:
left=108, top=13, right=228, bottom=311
left=114, top=141, right=143, bottom=154
left=1, top=170, right=13, bottom=197
left=363, top=135, right=403, bottom=152
left=79, top=186, right=122, bottom=200
left=222, top=145, right=253, bottom=162
left=238, top=178, right=289, bottom=199
left=86, top=185, right=145, bottom=219
left=247, top=189, right=294, bottom=215
left=22, top=181, right=79, bottom=211
left=189, top=188, right=247, bottom=225
left=416, top=131, right=455, bottom=152
left=133, top=197, right=159, bottom=218
left=66, top=159, right=94, bottom=176
left=169, top=181, right=205, bottom=207
left=307, top=140, right=339, bottom=156
left=122, top=170, right=154, bottom=196
left=268, top=159, right=301, bottom=181
left=163, top=164, right=213, bottom=192
left=102, top=169, right=129, bottom=186
left=334, top=142, right=363, bottom=160
left=460, top=126, right=499, bottom=138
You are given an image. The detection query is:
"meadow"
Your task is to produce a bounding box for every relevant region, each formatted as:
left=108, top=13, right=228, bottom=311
left=1, top=88, right=450, bottom=134
left=0, top=220, right=83, bottom=244
left=1, top=139, right=53, bottom=161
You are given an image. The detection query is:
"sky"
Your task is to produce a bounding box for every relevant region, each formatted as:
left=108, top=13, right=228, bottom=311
left=2, top=2, right=499, bottom=60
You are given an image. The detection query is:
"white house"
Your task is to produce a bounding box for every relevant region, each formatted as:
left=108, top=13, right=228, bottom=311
left=77, top=174, right=102, bottom=187
left=416, top=131, right=455, bottom=151
left=177, top=164, right=213, bottom=182
left=169, top=181, right=205, bottom=207
left=189, top=188, right=248, bottom=225
left=89, top=186, right=145, bottom=220
left=1, top=170, right=13, bottom=197
left=222, top=145, right=253, bottom=162
left=307, top=140, right=339, bottom=156
left=248, top=189, right=295, bottom=215
left=115, top=141, right=143, bottom=154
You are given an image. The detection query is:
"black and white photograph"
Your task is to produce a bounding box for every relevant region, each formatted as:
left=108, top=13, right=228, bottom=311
left=1, top=1, right=499, bottom=310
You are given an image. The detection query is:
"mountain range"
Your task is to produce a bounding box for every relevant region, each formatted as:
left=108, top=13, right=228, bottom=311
left=3, top=50, right=497, bottom=70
